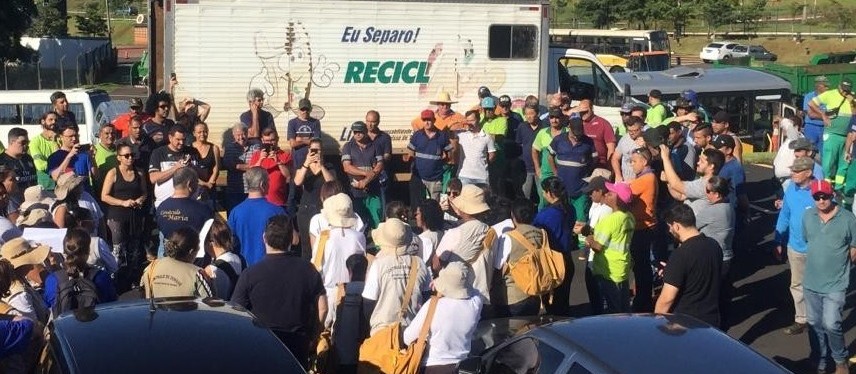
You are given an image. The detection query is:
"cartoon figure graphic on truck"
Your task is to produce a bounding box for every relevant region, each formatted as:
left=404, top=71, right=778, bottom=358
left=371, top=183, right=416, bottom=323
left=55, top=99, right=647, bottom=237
left=418, top=35, right=506, bottom=104
left=249, top=20, right=339, bottom=121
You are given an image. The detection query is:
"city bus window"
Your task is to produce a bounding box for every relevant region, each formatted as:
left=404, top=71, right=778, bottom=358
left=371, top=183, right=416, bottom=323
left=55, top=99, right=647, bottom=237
left=0, top=104, right=21, bottom=126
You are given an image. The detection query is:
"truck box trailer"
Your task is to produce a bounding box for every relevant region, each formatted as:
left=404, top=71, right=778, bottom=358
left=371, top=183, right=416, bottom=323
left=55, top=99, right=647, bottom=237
left=153, top=0, right=631, bottom=162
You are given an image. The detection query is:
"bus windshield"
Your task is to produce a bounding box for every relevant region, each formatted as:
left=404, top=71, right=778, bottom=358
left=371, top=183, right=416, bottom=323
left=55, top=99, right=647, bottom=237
left=550, top=29, right=671, bottom=55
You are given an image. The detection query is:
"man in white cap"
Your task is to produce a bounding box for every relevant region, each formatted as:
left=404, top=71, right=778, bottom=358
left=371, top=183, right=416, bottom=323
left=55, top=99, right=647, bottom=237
left=432, top=184, right=493, bottom=318
left=311, top=193, right=365, bottom=327
left=362, top=218, right=431, bottom=336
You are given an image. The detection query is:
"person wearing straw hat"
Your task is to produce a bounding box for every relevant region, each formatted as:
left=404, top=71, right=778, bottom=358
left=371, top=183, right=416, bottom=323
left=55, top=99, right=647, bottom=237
left=312, top=193, right=365, bottom=327
left=362, top=218, right=430, bottom=336
left=0, top=238, right=51, bottom=323
left=403, top=261, right=482, bottom=374
left=432, top=185, right=493, bottom=316
left=411, top=91, right=466, bottom=132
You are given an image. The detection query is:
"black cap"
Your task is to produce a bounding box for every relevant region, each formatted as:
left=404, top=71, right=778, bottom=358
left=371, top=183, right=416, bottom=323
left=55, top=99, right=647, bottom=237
left=351, top=121, right=367, bottom=132
left=581, top=176, right=608, bottom=194
left=642, top=127, right=666, bottom=147
left=478, top=86, right=492, bottom=99
left=713, top=111, right=730, bottom=123
left=711, top=134, right=736, bottom=149
left=548, top=108, right=564, bottom=118
left=298, top=98, right=312, bottom=110
left=498, top=95, right=512, bottom=107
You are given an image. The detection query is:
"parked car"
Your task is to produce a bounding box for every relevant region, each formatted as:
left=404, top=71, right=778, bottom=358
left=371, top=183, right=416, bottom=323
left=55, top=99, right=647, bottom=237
left=38, top=297, right=306, bottom=373
left=460, top=314, right=791, bottom=374
left=731, top=45, right=778, bottom=61
left=699, top=42, right=740, bottom=63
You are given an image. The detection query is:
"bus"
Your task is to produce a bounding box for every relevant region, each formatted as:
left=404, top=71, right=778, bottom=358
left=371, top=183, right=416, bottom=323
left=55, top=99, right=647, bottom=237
left=549, top=29, right=671, bottom=72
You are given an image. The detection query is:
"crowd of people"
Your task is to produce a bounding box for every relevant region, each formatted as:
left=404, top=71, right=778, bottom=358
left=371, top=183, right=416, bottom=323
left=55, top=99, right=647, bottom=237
left=0, top=77, right=854, bottom=374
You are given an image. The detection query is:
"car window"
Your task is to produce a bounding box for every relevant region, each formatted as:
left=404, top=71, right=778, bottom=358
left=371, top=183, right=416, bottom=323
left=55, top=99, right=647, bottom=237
left=567, top=362, right=594, bottom=374
left=725, top=43, right=738, bottom=49
left=487, top=337, right=566, bottom=374
left=707, top=43, right=723, bottom=48
left=0, top=104, right=21, bottom=126
left=733, top=46, right=747, bottom=52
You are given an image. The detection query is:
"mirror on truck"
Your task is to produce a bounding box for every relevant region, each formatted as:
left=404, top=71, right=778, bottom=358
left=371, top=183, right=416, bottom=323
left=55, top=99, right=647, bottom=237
left=557, top=57, right=621, bottom=107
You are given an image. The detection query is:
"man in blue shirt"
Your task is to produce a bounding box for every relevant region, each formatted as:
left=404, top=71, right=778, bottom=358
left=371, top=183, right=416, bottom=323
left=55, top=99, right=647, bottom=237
left=342, top=121, right=384, bottom=229
left=229, top=167, right=285, bottom=266
left=517, top=105, right=543, bottom=201
left=802, top=179, right=856, bottom=374
left=547, top=117, right=594, bottom=222
left=239, top=88, right=275, bottom=139
left=407, top=110, right=452, bottom=202
left=775, top=156, right=816, bottom=336
left=803, top=76, right=830, bottom=156
left=711, top=135, right=745, bottom=206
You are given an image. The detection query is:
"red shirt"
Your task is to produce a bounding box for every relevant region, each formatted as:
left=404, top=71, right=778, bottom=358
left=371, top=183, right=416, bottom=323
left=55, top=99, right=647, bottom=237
left=583, top=114, right=616, bottom=168
left=112, top=112, right=151, bottom=138
left=249, top=149, right=293, bottom=206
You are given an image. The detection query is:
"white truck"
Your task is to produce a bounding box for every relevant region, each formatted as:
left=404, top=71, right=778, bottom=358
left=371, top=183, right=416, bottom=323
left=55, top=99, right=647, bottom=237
left=156, top=0, right=631, bottom=157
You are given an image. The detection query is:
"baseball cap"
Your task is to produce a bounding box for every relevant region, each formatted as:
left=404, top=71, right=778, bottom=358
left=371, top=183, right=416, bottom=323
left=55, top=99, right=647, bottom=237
left=675, top=97, right=693, bottom=109
left=605, top=182, right=632, bottom=204
left=481, top=97, right=497, bottom=109
left=421, top=109, right=435, bottom=120
left=620, top=103, right=634, bottom=114
left=129, top=98, right=143, bottom=108
left=810, top=179, right=833, bottom=196
left=548, top=108, right=564, bottom=118
left=841, top=78, right=853, bottom=92
left=712, top=111, right=730, bottom=123
left=790, top=156, right=814, bottom=172
left=815, top=76, right=829, bottom=84
left=681, top=89, right=699, bottom=107
left=351, top=121, right=367, bottom=132
left=581, top=176, right=608, bottom=194
left=298, top=98, right=312, bottom=110
left=498, top=95, right=512, bottom=107
left=711, top=134, right=736, bottom=149
left=789, top=137, right=814, bottom=151
left=478, top=86, right=492, bottom=99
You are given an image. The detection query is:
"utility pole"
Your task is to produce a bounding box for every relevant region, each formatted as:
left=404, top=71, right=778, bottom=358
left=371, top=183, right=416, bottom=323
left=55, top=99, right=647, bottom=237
left=105, top=0, right=112, bottom=36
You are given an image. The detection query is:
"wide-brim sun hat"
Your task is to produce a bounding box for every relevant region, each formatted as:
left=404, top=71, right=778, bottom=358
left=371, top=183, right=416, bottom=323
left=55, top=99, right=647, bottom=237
left=451, top=185, right=490, bottom=215
left=429, top=91, right=458, bottom=105
left=55, top=172, right=85, bottom=201
left=16, top=208, right=52, bottom=227
left=371, top=218, right=413, bottom=256
left=0, top=237, right=50, bottom=269
left=321, top=193, right=358, bottom=228
left=20, top=185, right=55, bottom=212
left=435, top=262, right=473, bottom=299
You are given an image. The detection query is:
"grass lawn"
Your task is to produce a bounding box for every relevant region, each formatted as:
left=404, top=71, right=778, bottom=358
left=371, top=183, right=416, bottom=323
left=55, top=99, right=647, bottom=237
left=672, top=35, right=856, bottom=65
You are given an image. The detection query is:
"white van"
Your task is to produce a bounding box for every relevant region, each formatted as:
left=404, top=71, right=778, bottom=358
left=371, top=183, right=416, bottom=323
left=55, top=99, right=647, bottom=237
left=0, top=89, right=111, bottom=145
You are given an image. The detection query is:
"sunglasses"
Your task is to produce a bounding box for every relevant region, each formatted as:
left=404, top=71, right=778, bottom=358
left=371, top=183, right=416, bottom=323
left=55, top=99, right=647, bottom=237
left=118, top=153, right=133, bottom=159
left=158, top=105, right=170, bottom=109
left=813, top=193, right=832, bottom=201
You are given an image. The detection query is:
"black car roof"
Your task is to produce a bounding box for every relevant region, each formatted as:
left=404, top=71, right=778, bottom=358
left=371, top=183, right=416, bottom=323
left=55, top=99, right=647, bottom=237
left=50, top=297, right=305, bottom=373
left=537, top=314, right=789, bottom=374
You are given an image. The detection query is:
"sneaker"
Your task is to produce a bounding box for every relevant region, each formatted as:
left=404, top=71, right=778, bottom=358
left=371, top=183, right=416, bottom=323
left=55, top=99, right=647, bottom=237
left=783, top=322, right=807, bottom=335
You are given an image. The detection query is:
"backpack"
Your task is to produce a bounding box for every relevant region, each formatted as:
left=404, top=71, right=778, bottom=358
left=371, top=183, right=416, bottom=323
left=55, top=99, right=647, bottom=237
left=333, top=283, right=370, bottom=367
left=505, top=229, right=566, bottom=296
left=53, top=268, right=100, bottom=316
left=212, top=257, right=243, bottom=287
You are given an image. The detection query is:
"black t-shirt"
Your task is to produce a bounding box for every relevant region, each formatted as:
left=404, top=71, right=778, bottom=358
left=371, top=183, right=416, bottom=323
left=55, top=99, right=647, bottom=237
left=230, top=253, right=325, bottom=335
left=663, top=234, right=723, bottom=327
left=155, top=197, right=213, bottom=238
left=142, top=118, right=176, bottom=147
left=0, top=153, right=37, bottom=190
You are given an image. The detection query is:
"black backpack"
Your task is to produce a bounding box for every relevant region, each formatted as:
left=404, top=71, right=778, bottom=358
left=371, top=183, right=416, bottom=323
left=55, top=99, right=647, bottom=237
left=53, top=268, right=100, bottom=316
left=212, top=258, right=242, bottom=286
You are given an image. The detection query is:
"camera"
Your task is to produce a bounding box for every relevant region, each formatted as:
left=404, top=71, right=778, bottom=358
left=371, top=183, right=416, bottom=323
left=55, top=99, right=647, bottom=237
left=309, top=149, right=319, bottom=155
left=263, top=144, right=275, bottom=153
left=77, top=144, right=91, bottom=152
left=579, top=224, right=593, bottom=237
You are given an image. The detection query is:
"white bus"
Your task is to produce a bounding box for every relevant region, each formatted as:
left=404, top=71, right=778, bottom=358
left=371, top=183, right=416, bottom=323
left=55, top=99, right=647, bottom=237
left=550, top=29, right=671, bottom=72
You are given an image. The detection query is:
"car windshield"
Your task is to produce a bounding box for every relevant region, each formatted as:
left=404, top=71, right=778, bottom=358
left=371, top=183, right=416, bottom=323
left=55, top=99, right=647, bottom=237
left=707, top=43, right=723, bottom=48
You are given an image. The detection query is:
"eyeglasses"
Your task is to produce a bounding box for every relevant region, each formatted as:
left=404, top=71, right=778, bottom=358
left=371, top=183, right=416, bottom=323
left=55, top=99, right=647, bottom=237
left=813, top=194, right=832, bottom=201
left=118, top=153, right=133, bottom=159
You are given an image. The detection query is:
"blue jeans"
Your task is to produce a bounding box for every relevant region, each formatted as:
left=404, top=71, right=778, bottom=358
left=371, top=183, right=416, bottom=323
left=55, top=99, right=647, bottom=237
left=804, top=124, right=825, bottom=158
left=595, top=275, right=630, bottom=314
left=805, top=288, right=848, bottom=366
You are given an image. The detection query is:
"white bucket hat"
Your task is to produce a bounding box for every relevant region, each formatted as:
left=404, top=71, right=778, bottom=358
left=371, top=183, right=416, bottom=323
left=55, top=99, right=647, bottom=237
left=451, top=185, right=490, bottom=215
left=371, top=218, right=413, bottom=256
left=322, top=193, right=358, bottom=228
left=435, top=262, right=473, bottom=299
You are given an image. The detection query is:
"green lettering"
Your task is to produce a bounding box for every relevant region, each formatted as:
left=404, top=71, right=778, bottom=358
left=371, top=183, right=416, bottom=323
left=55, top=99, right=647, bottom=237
left=392, top=61, right=403, bottom=83
left=415, top=61, right=430, bottom=83
left=378, top=61, right=395, bottom=84
left=402, top=61, right=419, bottom=84
left=363, top=61, right=380, bottom=84
left=344, top=61, right=364, bottom=83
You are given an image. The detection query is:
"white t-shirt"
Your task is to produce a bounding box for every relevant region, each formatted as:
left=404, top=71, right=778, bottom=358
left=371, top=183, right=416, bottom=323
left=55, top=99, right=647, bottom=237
left=362, top=254, right=431, bottom=335
left=586, top=202, right=613, bottom=262
left=402, top=296, right=483, bottom=367
left=312, top=227, right=366, bottom=290
left=489, top=219, right=514, bottom=262
left=456, top=130, right=496, bottom=181
left=615, top=135, right=638, bottom=181
left=418, top=230, right=443, bottom=263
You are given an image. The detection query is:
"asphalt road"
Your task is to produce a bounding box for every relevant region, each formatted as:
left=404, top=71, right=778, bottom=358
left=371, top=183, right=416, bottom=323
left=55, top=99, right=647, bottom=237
left=562, top=164, right=853, bottom=374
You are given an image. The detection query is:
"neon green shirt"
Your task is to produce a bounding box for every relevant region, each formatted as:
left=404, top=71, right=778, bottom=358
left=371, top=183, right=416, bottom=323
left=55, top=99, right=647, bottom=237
left=532, top=127, right=567, bottom=179
left=29, top=133, right=58, bottom=190
left=813, top=89, right=853, bottom=136
left=646, top=102, right=669, bottom=127
left=591, top=210, right=635, bottom=283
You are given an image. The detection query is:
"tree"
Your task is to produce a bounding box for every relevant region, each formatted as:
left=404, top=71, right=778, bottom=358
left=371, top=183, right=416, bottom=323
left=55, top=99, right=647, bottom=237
left=619, top=0, right=651, bottom=29
left=75, top=2, right=108, bottom=37
left=0, top=0, right=36, bottom=62
left=699, top=0, right=735, bottom=38
left=825, top=1, right=856, bottom=41
left=653, top=0, right=693, bottom=40
left=29, top=0, right=69, bottom=38
left=575, top=0, right=622, bottom=28
left=732, top=0, right=767, bottom=34
left=787, top=1, right=805, bottom=32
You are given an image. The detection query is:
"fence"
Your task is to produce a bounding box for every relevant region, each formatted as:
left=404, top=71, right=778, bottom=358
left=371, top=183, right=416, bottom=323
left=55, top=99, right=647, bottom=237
left=1, top=41, right=117, bottom=90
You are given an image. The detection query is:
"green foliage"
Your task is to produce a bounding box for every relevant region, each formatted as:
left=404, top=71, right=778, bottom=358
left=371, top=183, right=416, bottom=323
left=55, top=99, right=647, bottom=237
left=575, top=0, right=622, bottom=28
left=0, top=0, right=36, bottom=62
left=75, top=2, right=108, bottom=37
left=618, top=0, right=651, bottom=29
left=29, top=0, right=69, bottom=38
left=733, top=0, right=768, bottom=33
left=698, top=0, right=735, bottom=36
left=824, top=0, right=856, bottom=35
